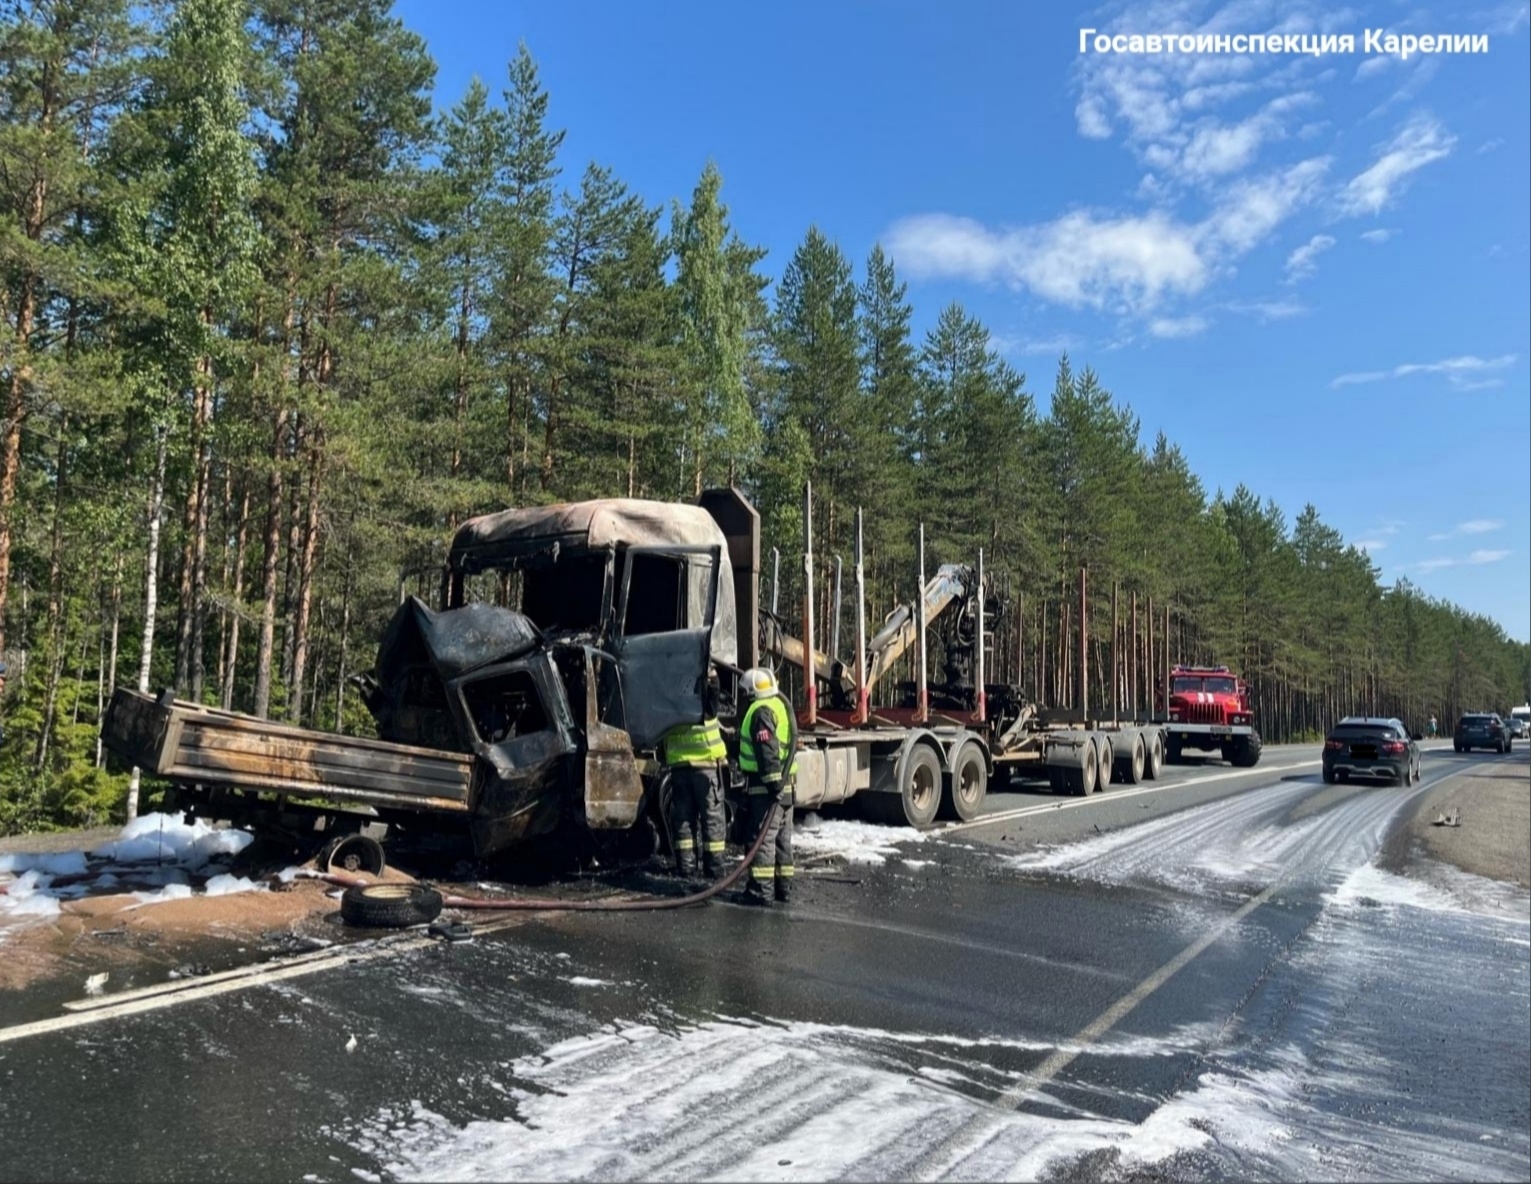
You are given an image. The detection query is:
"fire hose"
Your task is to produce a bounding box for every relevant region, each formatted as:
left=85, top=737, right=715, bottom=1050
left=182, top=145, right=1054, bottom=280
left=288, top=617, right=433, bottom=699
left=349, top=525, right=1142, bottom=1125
left=303, top=799, right=783, bottom=913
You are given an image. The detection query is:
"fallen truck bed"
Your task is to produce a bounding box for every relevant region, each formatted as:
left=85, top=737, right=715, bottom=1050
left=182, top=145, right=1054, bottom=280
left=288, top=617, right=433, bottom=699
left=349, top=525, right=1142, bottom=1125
left=101, top=689, right=473, bottom=815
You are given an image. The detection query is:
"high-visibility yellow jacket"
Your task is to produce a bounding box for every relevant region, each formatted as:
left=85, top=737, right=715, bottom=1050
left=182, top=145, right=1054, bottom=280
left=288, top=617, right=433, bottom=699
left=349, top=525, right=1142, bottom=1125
left=661, top=718, right=727, bottom=767
left=738, top=694, right=798, bottom=785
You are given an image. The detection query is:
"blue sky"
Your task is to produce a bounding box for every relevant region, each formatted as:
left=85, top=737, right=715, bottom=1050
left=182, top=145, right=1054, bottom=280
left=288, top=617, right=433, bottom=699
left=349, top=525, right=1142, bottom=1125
left=396, top=0, right=1530, bottom=641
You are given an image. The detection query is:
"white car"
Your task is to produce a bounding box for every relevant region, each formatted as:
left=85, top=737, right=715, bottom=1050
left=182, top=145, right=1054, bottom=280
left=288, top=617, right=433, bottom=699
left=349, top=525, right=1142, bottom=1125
left=1508, top=705, right=1531, bottom=740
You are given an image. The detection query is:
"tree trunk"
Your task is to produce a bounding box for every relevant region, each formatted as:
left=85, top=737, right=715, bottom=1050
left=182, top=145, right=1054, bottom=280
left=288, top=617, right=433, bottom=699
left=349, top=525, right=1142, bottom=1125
left=33, top=415, right=71, bottom=768
left=287, top=436, right=323, bottom=724
left=252, top=406, right=287, bottom=719
left=188, top=356, right=216, bottom=701
left=127, top=428, right=170, bottom=820
left=96, top=554, right=122, bottom=768
left=333, top=552, right=352, bottom=734
left=221, top=478, right=252, bottom=710
left=174, top=353, right=214, bottom=692
left=0, top=142, right=50, bottom=655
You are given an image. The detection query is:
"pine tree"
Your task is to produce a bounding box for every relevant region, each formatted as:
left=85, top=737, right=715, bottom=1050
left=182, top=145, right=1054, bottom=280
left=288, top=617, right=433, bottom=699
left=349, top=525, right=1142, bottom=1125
left=490, top=42, right=562, bottom=498
left=672, top=161, right=767, bottom=494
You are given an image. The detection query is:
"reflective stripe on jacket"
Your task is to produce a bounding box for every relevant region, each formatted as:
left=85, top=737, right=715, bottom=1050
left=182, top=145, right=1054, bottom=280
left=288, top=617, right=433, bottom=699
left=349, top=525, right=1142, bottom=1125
left=662, top=718, right=727, bottom=767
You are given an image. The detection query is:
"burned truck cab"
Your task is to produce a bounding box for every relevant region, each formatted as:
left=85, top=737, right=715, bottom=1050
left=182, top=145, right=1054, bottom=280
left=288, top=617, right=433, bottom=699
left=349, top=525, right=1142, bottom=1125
left=365, top=498, right=741, bottom=857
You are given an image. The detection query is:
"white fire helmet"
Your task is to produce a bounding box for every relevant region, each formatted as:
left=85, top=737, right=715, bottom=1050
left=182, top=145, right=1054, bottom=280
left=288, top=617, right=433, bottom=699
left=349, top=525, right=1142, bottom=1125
left=741, top=667, right=779, bottom=699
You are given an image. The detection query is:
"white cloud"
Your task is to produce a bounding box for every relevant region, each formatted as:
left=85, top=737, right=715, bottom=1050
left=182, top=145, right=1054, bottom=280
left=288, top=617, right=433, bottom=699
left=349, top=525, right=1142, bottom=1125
left=1004, top=333, right=1084, bottom=357
left=1353, top=539, right=1386, bottom=554
left=887, top=156, right=1326, bottom=316
left=1199, top=157, right=1330, bottom=253
left=1224, top=297, right=1307, bottom=321
left=1284, top=233, right=1336, bottom=282
left=1414, top=548, right=1511, bottom=571
left=1477, top=138, right=1505, bottom=155
left=1148, top=315, right=1210, bottom=338
left=1459, top=519, right=1503, bottom=534
left=1337, top=115, right=1456, bottom=216
left=885, top=210, right=1207, bottom=313
left=1330, top=353, right=1517, bottom=389
left=1359, top=228, right=1396, bottom=244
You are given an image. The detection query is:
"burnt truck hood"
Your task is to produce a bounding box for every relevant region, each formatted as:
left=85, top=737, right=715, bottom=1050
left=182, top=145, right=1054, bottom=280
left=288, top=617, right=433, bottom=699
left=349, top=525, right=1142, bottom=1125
left=374, top=597, right=544, bottom=684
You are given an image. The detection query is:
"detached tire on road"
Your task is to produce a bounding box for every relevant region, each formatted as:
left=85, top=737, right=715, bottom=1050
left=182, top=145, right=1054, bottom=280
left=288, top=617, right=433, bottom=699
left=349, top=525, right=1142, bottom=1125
left=340, top=883, right=444, bottom=929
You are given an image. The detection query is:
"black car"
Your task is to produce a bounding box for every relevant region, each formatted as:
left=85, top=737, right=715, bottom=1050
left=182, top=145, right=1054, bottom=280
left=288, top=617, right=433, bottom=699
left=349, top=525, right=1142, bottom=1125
left=1454, top=712, right=1513, bottom=753
left=1322, top=716, right=1420, bottom=785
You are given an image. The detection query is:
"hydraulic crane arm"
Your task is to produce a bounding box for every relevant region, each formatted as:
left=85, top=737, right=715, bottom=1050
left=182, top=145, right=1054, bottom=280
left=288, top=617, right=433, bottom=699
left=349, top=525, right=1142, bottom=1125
left=758, top=562, right=973, bottom=703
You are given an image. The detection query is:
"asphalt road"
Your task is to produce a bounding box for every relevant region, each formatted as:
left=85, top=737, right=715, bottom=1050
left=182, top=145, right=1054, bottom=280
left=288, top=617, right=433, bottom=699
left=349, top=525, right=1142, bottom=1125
left=1, top=744, right=1527, bottom=1182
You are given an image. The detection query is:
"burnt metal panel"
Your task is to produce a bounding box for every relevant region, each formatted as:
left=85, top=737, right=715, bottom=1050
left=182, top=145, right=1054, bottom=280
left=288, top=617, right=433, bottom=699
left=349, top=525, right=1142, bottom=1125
left=614, top=628, right=711, bottom=749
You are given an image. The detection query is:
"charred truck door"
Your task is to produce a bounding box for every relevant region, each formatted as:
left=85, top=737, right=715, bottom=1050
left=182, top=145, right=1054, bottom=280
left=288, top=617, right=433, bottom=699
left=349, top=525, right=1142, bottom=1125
left=612, top=544, right=722, bottom=748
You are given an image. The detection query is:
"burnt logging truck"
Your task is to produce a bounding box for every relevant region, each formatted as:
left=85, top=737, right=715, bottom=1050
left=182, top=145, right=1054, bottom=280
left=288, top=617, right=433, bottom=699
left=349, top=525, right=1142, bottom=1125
left=99, top=485, right=1190, bottom=872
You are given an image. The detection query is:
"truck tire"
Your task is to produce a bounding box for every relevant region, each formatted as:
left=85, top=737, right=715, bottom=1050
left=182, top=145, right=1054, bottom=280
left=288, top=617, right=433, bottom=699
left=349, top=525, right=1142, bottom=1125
left=340, top=884, right=444, bottom=929
left=1065, top=742, right=1099, bottom=796
left=862, top=744, right=942, bottom=829
left=1144, top=733, right=1164, bottom=781
left=939, top=742, right=988, bottom=822
left=1165, top=736, right=1184, bottom=765
left=1116, top=736, right=1146, bottom=785
left=1230, top=732, right=1262, bottom=768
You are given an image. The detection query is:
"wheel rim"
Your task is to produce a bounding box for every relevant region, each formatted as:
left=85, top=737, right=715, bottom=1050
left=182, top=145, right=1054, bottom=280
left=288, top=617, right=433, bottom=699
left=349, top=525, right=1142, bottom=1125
left=362, top=884, right=414, bottom=901
left=910, top=759, right=937, bottom=814
left=1083, top=748, right=1098, bottom=793
left=324, top=834, right=385, bottom=876
left=1132, top=741, right=1145, bottom=780
left=957, top=753, right=984, bottom=808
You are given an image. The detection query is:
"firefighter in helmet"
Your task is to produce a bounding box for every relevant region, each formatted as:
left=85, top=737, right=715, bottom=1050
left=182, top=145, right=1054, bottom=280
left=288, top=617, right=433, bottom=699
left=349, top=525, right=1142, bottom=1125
left=736, top=666, right=798, bottom=904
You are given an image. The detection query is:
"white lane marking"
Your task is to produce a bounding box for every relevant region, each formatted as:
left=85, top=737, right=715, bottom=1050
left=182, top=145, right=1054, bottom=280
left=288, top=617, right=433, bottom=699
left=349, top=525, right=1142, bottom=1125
left=945, top=757, right=1323, bottom=835
left=61, top=940, right=366, bottom=1012
left=0, top=917, right=523, bottom=1046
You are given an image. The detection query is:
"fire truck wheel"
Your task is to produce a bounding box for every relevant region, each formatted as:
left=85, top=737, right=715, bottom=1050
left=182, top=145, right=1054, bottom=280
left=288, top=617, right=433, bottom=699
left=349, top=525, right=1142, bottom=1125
left=340, top=884, right=444, bottom=929
left=1230, top=731, right=1262, bottom=768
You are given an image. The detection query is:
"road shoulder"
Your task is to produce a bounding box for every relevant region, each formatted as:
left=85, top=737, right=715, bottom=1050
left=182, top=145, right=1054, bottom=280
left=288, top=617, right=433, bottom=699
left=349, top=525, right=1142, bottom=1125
left=1388, top=755, right=1529, bottom=889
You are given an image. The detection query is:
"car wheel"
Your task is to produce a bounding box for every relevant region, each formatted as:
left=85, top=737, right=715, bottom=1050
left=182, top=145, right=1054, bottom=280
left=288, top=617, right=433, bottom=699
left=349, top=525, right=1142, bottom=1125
left=1321, top=766, right=1336, bottom=785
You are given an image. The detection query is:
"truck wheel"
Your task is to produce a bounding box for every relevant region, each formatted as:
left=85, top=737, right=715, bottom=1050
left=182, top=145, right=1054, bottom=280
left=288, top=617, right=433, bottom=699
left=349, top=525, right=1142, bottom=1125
left=340, top=884, right=444, bottom=929
left=1144, top=733, right=1164, bottom=781
left=1230, top=732, right=1262, bottom=768
left=939, top=742, right=988, bottom=822
left=1065, top=743, right=1099, bottom=796
left=1165, top=737, right=1184, bottom=765
left=864, top=745, right=943, bottom=829
left=1116, top=736, right=1146, bottom=785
